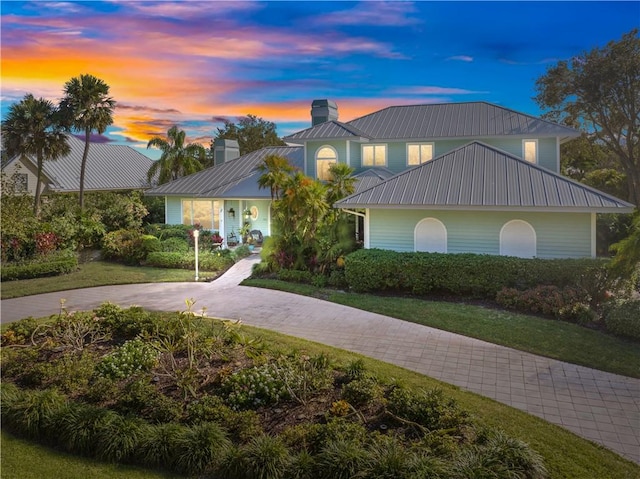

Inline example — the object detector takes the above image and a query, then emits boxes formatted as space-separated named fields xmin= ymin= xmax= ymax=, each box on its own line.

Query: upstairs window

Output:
xmin=407 ymin=143 xmax=434 ymax=166
xmin=14 ymin=173 xmax=28 ymax=192
xmin=362 ymin=144 xmax=387 ymax=167
xmin=523 ymin=140 xmax=538 ymax=164
xmin=316 ymin=146 xmax=337 ymax=181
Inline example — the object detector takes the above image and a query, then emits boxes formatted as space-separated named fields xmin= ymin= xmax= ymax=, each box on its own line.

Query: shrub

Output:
xmin=341 ymin=376 xmax=383 ymax=407
xmin=55 ymin=402 xmax=113 ymax=456
xmin=146 ymin=251 xmax=235 ymax=271
xmin=316 ymin=438 xmax=370 ymax=479
xmin=604 ymin=300 xmax=640 ymax=340
xmin=387 ymin=387 xmax=469 ymax=433
xmin=344 ymin=249 xmax=610 ymax=299
xmin=277 ymin=269 xmax=314 ymax=284
xmin=223 ymin=362 xmax=289 ymax=410
xmin=96 ymin=338 xmax=159 ymax=380
xmin=234 ymin=244 xmax=253 ymax=259
xmin=1 ymin=316 xmax=39 ymax=345
xmin=94 ymin=303 xmax=158 ymax=339
xmin=1 ymin=249 xmax=78 ymax=281
xmin=139 ymin=422 xmax=185 ymax=468
xmin=496 ymin=286 xmax=595 ymax=323
xmin=227 ymin=434 xmax=292 ymax=479
xmin=161 ymin=237 xmax=190 ymax=253
xmin=101 ymin=229 xmax=147 ymax=265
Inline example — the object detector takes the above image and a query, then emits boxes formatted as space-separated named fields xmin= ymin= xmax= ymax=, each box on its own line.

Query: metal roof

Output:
xmin=285 ymin=120 xmax=370 ymax=142
xmin=285 ymin=102 xmax=580 ymax=142
xmin=9 ymin=135 xmax=154 ymax=191
xmin=335 ymin=142 xmax=634 ymax=213
xmin=145 ymin=146 xmax=304 ymax=198
xmin=352 ymin=167 xmax=396 ymax=193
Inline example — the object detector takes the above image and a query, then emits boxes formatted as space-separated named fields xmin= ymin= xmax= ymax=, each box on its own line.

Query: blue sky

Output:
xmin=1 ymin=1 xmax=638 ymax=158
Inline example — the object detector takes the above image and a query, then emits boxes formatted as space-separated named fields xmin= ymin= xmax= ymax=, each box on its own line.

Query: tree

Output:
xmin=609 ymin=210 xmax=640 ymax=281
xmin=213 ymin=114 xmax=285 ymax=156
xmin=146 ymin=125 xmax=206 ymax=185
xmin=534 ymin=29 xmax=640 ymax=206
xmin=59 ymin=74 xmax=116 ymax=210
xmin=1 ymin=94 xmax=70 ymax=216
xmin=257 ymin=154 xmax=296 ymax=200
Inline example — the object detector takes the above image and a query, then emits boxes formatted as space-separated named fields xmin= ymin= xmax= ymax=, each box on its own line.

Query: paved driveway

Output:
xmin=1 ymin=256 xmax=639 ymax=464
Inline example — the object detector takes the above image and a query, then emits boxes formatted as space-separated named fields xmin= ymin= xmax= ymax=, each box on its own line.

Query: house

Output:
xmin=146 ymin=100 xmax=634 ymax=258
xmin=1 ymin=134 xmax=154 ymax=195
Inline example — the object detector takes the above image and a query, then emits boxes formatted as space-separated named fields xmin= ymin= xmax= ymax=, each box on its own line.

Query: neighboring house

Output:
xmin=1 ymin=134 xmax=154 ymax=195
xmin=146 ymin=100 xmax=634 ymax=258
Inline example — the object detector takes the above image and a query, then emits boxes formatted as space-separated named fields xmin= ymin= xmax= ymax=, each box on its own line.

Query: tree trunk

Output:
xmin=79 ymin=128 xmax=91 ymax=210
xmin=33 ymin=152 xmax=44 ymax=218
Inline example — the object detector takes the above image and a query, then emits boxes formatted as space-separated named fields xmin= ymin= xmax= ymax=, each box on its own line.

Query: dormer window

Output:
xmin=407 ymin=143 xmax=434 ymax=166
xmin=316 ymin=146 xmax=337 ymax=181
xmin=362 ymin=144 xmax=387 ymax=167
xmin=523 ymin=139 xmax=538 ymax=164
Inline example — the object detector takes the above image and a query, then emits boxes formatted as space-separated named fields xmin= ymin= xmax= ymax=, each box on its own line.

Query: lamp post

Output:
xmin=193 ymin=229 xmax=199 ymax=281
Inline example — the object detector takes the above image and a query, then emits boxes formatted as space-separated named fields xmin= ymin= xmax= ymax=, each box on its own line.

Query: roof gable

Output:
xmin=146 ymin=146 xmax=304 ymax=197
xmin=336 ymin=142 xmax=633 ymax=213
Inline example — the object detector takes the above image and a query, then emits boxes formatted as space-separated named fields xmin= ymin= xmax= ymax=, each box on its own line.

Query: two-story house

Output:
xmin=146 ymin=100 xmax=634 ymax=258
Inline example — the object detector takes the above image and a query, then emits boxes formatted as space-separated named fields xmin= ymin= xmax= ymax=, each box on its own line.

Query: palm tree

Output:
xmin=146 ymin=126 xmax=206 ymax=185
xmin=59 ymin=74 xmax=115 ymax=210
xmin=1 ymin=94 xmax=70 ymax=216
xmin=257 ymin=154 xmax=295 ymax=200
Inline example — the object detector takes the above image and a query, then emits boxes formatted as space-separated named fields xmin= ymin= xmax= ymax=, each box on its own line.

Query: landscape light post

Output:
xmin=193 ymin=229 xmax=199 ymax=281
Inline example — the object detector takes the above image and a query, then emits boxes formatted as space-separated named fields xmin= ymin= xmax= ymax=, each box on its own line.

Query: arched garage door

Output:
xmin=415 ymin=218 xmax=447 ymax=253
xmin=500 ymin=220 xmax=536 ymax=258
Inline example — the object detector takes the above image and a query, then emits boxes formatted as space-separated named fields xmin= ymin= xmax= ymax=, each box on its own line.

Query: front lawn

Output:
xmin=242 ymin=279 xmax=640 ymax=378
xmin=0 ymin=261 xmax=219 ymax=299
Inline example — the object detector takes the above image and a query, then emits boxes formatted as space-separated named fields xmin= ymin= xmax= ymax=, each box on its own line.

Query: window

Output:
xmin=407 ymin=143 xmax=434 ymax=166
xmin=182 ymin=200 xmax=220 ymax=230
xmin=500 ymin=220 xmax=536 ymax=258
xmin=14 ymin=174 xmax=28 ymax=192
xmin=362 ymin=144 xmax=387 ymax=167
xmin=316 ymin=146 xmax=337 ymax=181
xmin=523 ymin=140 xmax=537 ymax=164
xmin=414 ymin=218 xmax=447 ymax=253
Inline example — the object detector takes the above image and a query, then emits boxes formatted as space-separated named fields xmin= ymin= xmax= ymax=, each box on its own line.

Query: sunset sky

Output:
xmin=1 ymin=1 xmax=638 ymax=159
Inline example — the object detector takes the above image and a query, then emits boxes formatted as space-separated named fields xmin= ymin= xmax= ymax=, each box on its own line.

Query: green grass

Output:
xmin=243 ymin=279 xmax=640 ymax=378
xmin=1 ymin=431 xmax=181 ymax=479
xmin=0 ymin=261 xmax=218 ymax=299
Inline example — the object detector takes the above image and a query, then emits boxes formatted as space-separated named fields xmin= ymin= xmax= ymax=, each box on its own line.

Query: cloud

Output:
xmin=316 ymin=2 xmax=420 ymax=27
xmin=118 ymin=0 xmax=261 ymax=19
xmin=392 ymin=86 xmax=486 ymax=95
xmin=447 ymin=55 xmax=474 ymax=62
xmin=117 ymin=104 xmax=181 ymax=114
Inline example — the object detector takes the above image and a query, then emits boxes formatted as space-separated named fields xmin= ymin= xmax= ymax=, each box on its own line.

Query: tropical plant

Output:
xmin=1 ymin=94 xmax=70 ymax=216
xmin=59 ymin=74 xmax=116 ymax=210
xmin=146 ymin=125 xmax=206 ymax=185
xmin=257 ymin=154 xmax=296 ymax=200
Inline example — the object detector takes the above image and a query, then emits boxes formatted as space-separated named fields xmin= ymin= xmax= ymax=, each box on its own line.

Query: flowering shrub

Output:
xmin=96 ymin=338 xmax=159 ymax=380
xmin=496 ymin=285 xmax=595 ymax=323
xmin=223 ymin=362 xmax=289 ymax=410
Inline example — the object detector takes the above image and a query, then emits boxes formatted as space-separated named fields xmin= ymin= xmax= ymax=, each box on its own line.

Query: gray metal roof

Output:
xmin=286 ymin=120 xmax=370 ymax=142
xmin=145 ymin=146 xmax=304 ymax=198
xmin=285 ymin=102 xmax=580 ymax=142
xmin=352 ymin=167 xmax=396 ymax=193
xmin=335 ymin=142 xmax=634 ymax=213
xmin=11 ymin=135 xmax=154 ymax=191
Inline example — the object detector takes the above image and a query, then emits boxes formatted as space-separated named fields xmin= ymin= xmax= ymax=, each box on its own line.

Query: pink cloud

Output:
xmin=316 ymin=2 xmax=420 ymax=26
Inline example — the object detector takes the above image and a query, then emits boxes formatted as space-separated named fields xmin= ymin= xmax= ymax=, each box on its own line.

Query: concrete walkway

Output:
xmin=2 ymin=256 xmax=639 ymax=464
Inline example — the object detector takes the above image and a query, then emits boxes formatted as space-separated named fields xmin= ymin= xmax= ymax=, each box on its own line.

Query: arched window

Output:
xmin=316 ymin=146 xmax=337 ymax=181
xmin=500 ymin=220 xmax=536 ymax=258
xmin=414 ymin=218 xmax=447 ymax=253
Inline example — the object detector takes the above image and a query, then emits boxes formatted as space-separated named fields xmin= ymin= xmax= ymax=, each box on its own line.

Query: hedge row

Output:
xmin=344 ymin=249 xmax=610 ymax=299
xmin=1 ymin=250 xmax=78 ymax=281
xmin=146 ymin=251 xmax=235 ymax=271
xmin=604 ymin=300 xmax=640 ymax=340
